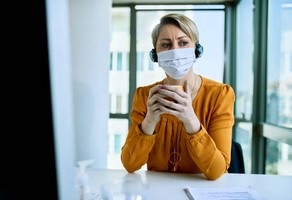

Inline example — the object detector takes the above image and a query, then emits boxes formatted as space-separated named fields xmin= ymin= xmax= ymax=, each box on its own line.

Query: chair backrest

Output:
xmin=228 ymin=141 xmax=245 ymax=173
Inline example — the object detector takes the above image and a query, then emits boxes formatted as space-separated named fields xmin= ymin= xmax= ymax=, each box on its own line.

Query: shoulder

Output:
xmin=200 ymin=76 xmax=235 ymax=99
xmin=201 ymin=77 xmax=234 ymax=91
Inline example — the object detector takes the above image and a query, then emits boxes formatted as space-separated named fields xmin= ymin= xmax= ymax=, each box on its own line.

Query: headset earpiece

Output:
xmin=149 ymin=49 xmax=158 ymax=62
xmin=195 ymin=43 xmax=203 ymax=58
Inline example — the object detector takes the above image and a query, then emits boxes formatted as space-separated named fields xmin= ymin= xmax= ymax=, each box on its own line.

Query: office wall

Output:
xmin=47 ymin=0 xmax=112 ymax=199
xmin=70 ymin=0 xmax=111 ymax=169
xmin=46 ymin=0 xmax=76 ymax=199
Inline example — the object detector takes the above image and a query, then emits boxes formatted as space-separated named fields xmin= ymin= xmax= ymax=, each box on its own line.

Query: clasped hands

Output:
xmin=142 ymin=81 xmax=201 ymax=135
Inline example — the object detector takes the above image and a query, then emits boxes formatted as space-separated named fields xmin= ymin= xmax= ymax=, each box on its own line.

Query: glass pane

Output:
xmin=136 ymin=9 xmax=225 ymax=87
xmin=110 ymin=7 xmax=130 ymax=114
xmin=107 ymin=119 xmax=129 ymax=169
xmin=265 ymin=139 xmax=292 ymax=175
xmin=235 ymin=0 xmax=253 ymax=120
xmin=234 ymin=122 xmax=253 ymax=174
xmin=266 ymin=1 xmax=292 ymax=128
xmin=136 ymin=11 xmax=165 ymax=87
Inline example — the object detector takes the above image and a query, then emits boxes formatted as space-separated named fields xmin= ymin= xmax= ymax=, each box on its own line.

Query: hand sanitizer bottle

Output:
xmin=77 ymin=159 xmax=94 ymax=200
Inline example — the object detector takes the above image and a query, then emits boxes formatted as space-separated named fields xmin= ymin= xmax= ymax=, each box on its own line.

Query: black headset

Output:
xmin=149 ymin=43 xmax=204 ymax=63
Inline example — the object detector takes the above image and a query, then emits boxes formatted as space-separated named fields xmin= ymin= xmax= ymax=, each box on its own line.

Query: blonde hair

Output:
xmin=151 ymin=13 xmax=199 ymax=48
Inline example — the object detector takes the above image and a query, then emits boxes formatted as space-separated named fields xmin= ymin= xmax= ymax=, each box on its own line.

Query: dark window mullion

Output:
xmin=128 ymin=4 xmax=137 ymax=126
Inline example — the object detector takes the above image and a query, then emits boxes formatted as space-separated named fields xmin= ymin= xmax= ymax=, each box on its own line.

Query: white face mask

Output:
xmin=157 ymin=47 xmax=196 ymax=80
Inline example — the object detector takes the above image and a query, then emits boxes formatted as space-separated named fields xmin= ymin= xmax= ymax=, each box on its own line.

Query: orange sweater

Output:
xmin=121 ymin=77 xmax=235 ymax=180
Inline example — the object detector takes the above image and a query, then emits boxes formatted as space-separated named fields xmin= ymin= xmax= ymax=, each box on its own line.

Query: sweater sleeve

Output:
xmin=121 ymin=87 xmax=156 ymax=173
xmin=185 ymin=84 xmax=235 ymax=180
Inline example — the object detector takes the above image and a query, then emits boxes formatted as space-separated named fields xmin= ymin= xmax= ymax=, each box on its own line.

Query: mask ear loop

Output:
xmin=195 ymin=43 xmax=203 ymax=58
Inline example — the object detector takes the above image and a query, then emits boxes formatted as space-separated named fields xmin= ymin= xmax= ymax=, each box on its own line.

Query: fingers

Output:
xmin=158 ymin=86 xmax=185 ymax=101
xmin=148 ymin=85 xmax=161 ymax=99
xmin=157 ymin=97 xmax=179 ymax=110
xmin=147 ymin=84 xmax=190 ymax=115
xmin=147 ymin=100 xmax=161 ymax=113
xmin=146 ymin=83 xmax=195 ymax=125
xmin=147 ymin=85 xmax=166 ymax=116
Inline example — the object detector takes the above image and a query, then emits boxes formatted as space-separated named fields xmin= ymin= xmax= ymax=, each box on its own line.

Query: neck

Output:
xmin=163 ymin=71 xmax=197 ymax=89
xmin=163 ymin=70 xmax=195 ymax=85
xmin=191 ymin=74 xmax=200 ymax=99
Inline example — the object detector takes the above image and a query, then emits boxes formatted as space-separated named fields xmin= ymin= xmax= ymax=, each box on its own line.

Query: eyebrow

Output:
xmin=159 ymin=36 xmax=189 ymax=41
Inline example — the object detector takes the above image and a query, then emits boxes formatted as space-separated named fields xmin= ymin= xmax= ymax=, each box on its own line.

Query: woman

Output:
xmin=121 ymin=13 xmax=235 ymax=180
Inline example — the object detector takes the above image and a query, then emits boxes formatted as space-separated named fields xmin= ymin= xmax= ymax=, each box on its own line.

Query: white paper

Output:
xmin=184 ymin=186 xmax=263 ymax=200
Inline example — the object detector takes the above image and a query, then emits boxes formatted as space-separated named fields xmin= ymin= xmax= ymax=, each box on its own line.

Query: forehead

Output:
xmin=158 ymin=24 xmax=187 ymax=39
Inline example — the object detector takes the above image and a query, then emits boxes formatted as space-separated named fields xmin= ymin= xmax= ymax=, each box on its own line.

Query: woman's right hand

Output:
xmin=141 ymin=85 xmax=164 ymax=135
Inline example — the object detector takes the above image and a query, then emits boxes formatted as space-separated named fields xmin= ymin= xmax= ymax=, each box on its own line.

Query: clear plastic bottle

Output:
xmin=77 ymin=159 xmax=94 ymax=200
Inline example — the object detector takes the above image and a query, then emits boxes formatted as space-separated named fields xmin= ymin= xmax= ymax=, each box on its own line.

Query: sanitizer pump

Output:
xmin=77 ymin=159 xmax=94 ymax=200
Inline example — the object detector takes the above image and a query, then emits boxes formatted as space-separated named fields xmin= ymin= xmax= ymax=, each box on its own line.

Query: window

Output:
xmin=107 ymin=119 xmax=128 ymax=169
xmin=114 ymin=134 xmax=122 ymax=153
xmin=266 ymin=139 xmax=292 ymax=175
xmin=234 ymin=0 xmax=254 ymax=174
xmin=267 ymin=1 xmax=292 ymax=128
xmin=116 ymin=95 xmax=122 ymax=113
xmin=264 ymin=0 xmax=292 ymax=175
xmin=110 ymin=7 xmax=130 ymax=115
xmin=235 ymin=0 xmax=253 ymax=121
xmin=117 ymin=53 xmax=123 ymax=71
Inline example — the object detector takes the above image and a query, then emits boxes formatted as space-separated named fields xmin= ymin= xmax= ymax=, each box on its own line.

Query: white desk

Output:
xmin=85 ymin=168 xmax=292 ymax=200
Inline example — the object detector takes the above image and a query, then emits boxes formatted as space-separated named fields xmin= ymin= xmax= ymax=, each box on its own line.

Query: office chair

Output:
xmin=228 ymin=141 xmax=245 ymax=173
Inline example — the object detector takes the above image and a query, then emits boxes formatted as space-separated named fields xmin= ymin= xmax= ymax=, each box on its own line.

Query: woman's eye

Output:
xmin=179 ymin=41 xmax=189 ymax=46
xmin=161 ymin=43 xmax=170 ymax=48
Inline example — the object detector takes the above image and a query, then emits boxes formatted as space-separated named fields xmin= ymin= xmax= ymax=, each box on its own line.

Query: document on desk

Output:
xmin=184 ymin=186 xmax=263 ymax=200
